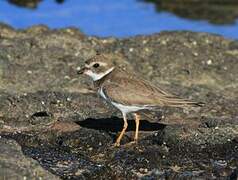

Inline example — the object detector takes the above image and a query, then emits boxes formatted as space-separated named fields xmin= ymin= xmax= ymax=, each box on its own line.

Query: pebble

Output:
xmin=75 ymin=52 xmax=80 ymax=57
xmin=161 ymin=40 xmax=167 ymax=45
xmin=75 ymin=169 xmax=85 ymax=176
xmin=192 ymin=41 xmax=197 ymax=46
xmin=193 ymin=52 xmax=198 ymax=56
xmin=145 ymin=47 xmax=149 ymax=52
xmin=205 ymin=39 xmax=210 ymax=44
xmin=207 ymin=59 xmax=212 ymax=65
xmin=64 ymin=75 xmax=70 ymax=79
xmin=27 ymin=70 xmax=32 ymax=74
xmin=212 ymin=160 xmax=227 ymax=168
xmin=139 ymin=168 xmax=148 ymax=173
xmin=66 ymin=29 xmax=74 ymax=34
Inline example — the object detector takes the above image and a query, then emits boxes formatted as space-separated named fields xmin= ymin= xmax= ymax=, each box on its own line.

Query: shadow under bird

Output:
xmin=78 ymin=53 xmax=204 ymax=147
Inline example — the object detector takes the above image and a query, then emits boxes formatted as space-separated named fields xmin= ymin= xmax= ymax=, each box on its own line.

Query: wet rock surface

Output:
xmin=0 ymin=23 xmax=237 ymax=179
xmin=0 ymin=137 xmax=58 ymax=179
xmin=145 ymin=0 xmax=238 ymax=25
xmin=7 ymin=0 xmax=65 ymax=9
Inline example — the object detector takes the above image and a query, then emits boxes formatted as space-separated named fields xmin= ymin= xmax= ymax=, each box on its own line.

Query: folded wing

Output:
xmin=102 ymin=77 xmax=204 ymax=107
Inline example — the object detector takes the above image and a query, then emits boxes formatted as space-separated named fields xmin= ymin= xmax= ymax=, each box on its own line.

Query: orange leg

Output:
xmin=134 ymin=113 xmax=140 ymax=142
xmin=115 ymin=113 xmax=128 ymax=147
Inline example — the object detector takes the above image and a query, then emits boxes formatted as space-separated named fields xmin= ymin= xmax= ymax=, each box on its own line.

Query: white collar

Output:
xmin=85 ymin=67 xmax=115 ymax=81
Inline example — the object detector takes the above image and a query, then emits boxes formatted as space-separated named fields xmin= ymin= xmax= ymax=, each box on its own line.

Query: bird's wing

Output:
xmin=101 ymin=77 xmax=169 ymax=106
xmin=102 ymin=77 xmax=203 ymax=107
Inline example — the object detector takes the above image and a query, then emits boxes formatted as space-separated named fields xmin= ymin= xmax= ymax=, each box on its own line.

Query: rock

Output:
xmin=0 ymin=137 xmax=58 ymax=179
xmin=0 ymin=91 xmax=114 ymax=131
xmin=0 ymin=24 xmax=237 ymax=179
xmin=7 ymin=0 xmax=65 ymax=9
xmin=144 ymin=0 xmax=238 ymax=24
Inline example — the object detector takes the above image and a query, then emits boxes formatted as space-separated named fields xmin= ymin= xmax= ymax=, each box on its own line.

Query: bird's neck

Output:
xmin=93 ymin=67 xmax=115 ymax=88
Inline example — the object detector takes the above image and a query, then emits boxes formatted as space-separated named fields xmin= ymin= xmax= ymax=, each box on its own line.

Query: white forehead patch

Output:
xmin=84 ymin=67 xmax=114 ymax=81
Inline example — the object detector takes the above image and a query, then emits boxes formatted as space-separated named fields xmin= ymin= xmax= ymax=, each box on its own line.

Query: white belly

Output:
xmin=99 ymin=87 xmax=148 ymax=114
xmin=111 ymin=101 xmax=146 ymax=114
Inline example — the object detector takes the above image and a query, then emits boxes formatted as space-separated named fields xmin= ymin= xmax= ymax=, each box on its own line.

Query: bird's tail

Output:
xmin=161 ymin=96 xmax=205 ymax=107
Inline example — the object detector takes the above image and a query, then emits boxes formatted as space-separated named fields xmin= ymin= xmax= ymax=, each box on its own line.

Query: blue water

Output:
xmin=0 ymin=0 xmax=238 ymax=39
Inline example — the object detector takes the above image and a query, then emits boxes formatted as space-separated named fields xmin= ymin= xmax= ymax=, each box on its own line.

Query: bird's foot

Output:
xmin=112 ymin=140 xmax=137 ymax=148
xmin=122 ymin=140 xmax=138 ymax=147
xmin=114 ymin=142 xmax=121 ymax=147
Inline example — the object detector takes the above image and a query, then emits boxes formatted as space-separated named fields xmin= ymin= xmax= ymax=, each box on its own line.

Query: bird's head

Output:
xmin=77 ymin=53 xmax=115 ymax=81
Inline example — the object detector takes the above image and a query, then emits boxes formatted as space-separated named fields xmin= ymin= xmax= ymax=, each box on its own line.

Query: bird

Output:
xmin=77 ymin=53 xmax=204 ymax=147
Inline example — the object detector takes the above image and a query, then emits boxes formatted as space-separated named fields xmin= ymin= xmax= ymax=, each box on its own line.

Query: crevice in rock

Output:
xmin=31 ymin=111 xmax=50 ymax=118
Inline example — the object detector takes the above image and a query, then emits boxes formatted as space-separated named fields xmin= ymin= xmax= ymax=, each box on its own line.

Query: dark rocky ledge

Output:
xmin=7 ymin=0 xmax=65 ymax=9
xmin=144 ymin=0 xmax=238 ymax=25
xmin=0 ymin=23 xmax=237 ymax=179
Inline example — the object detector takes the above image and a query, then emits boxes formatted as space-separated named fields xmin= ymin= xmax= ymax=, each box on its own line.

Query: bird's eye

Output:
xmin=93 ymin=63 xmax=100 ymax=68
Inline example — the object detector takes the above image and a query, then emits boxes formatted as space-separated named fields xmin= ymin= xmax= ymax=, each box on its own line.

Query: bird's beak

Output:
xmin=77 ymin=67 xmax=88 ymax=75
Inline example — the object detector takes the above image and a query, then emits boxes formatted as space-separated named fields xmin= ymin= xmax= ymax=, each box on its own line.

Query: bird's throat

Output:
xmin=88 ymin=67 xmax=114 ymax=81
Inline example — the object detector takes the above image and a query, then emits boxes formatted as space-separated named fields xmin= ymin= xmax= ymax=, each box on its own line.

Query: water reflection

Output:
xmin=1 ymin=0 xmax=238 ymax=39
xmin=144 ymin=0 xmax=238 ymax=25
xmin=7 ymin=0 xmax=65 ymax=9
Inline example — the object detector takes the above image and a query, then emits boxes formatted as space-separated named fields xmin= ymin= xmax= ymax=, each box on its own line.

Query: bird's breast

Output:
xmin=98 ymin=87 xmax=108 ymax=100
